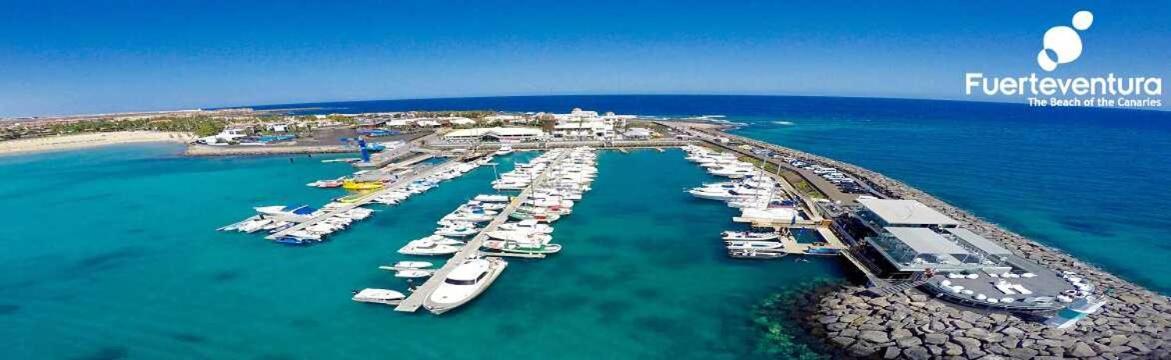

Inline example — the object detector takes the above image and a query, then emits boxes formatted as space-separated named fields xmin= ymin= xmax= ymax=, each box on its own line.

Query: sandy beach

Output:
xmin=0 ymin=131 xmax=195 ymax=156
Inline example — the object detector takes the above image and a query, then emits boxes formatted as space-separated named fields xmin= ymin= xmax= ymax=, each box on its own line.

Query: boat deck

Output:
xmin=395 ymin=151 xmax=569 ymax=313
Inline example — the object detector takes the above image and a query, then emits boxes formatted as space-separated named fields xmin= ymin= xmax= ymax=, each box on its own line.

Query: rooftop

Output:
xmin=884 ymin=226 xmax=969 ymax=255
xmin=858 ymin=198 xmax=959 ymax=226
xmin=444 ymin=127 xmax=545 ymax=137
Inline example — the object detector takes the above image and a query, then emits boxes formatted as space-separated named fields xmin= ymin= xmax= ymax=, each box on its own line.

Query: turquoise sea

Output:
xmin=0 ymin=144 xmax=842 ymax=359
xmin=251 ymin=95 xmax=1171 ymax=293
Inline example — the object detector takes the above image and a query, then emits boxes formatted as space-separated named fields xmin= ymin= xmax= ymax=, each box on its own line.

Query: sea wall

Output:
xmin=707 ymin=127 xmax=1171 ymax=359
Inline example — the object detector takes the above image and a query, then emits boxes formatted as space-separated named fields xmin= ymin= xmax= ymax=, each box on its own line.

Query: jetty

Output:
xmin=395 ymin=151 xmax=570 ymax=312
xmin=266 ymin=159 xmax=464 ymax=240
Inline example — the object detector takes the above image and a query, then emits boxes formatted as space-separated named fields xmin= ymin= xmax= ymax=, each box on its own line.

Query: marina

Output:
xmin=393 ymin=147 xmax=598 ymax=314
xmin=218 ymin=150 xmax=496 ymax=244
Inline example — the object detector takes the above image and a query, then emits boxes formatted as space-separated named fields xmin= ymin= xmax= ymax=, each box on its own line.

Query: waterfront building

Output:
xmin=835 ymin=198 xmax=1081 ymax=311
xmin=548 ymin=108 xmax=634 ymax=140
xmin=442 ymin=127 xmax=545 ymax=143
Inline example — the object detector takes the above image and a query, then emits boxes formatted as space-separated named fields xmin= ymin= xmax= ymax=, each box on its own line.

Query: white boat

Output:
xmin=475 ymin=194 xmax=511 ymax=203
xmin=395 ymin=269 xmax=434 ymax=278
xmin=494 ymin=145 xmax=514 ymax=156
xmin=486 ymin=230 xmax=552 ymax=244
xmin=725 ymin=240 xmax=784 ymax=250
xmin=482 ymin=240 xmax=562 ymax=254
xmin=393 ymin=261 xmax=433 ymax=269
xmin=498 ymin=220 xmax=554 ymax=234
xmin=435 ymin=224 xmax=479 ymax=237
xmin=721 ymin=231 xmax=780 ymax=241
xmin=237 ymin=217 xmax=273 ymax=233
xmin=352 ymin=288 xmax=406 ymax=305
xmin=398 ymin=238 xmax=462 ymax=255
xmin=728 ymin=250 xmax=787 ymax=259
xmin=423 ymin=257 xmax=508 ymax=314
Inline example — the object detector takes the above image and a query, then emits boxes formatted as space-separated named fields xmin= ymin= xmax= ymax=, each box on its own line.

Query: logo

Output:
xmin=1037 ymin=10 xmax=1093 ymax=71
xmin=963 ymin=10 xmax=1163 ymax=108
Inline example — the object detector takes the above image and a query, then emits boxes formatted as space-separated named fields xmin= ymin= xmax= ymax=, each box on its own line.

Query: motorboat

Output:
xmin=395 ymin=269 xmax=434 ymax=278
xmin=728 ymin=250 xmax=787 ymax=259
xmin=343 ymin=180 xmax=384 ymax=191
xmin=237 ymin=217 xmax=273 ymax=233
xmin=725 ymin=240 xmax=784 ymax=250
xmin=482 ymin=240 xmax=562 ymax=254
xmin=307 ymin=178 xmax=344 ymax=188
xmin=435 ymin=224 xmax=479 ymax=237
xmin=398 ymin=238 xmax=462 ymax=255
xmin=509 ymin=210 xmax=561 ymax=223
xmin=393 ymin=261 xmax=433 ymax=269
xmin=352 ymin=288 xmax=406 ymax=306
xmin=474 ymin=194 xmax=510 ymax=203
xmin=721 ymin=231 xmax=780 ymax=241
xmin=413 ymin=234 xmax=465 ymax=246
xmin=423 ymin=257 xmax=508 ymax=314
xmin=486 ymin=230 xmax=553 ymax=244
xmin=441 ymin=211 xmax=495 ymax=223
xmin=498 ymin=220 xmax=554 ymax=234
xmin=494 ymin=145 xmax=514 ymax=156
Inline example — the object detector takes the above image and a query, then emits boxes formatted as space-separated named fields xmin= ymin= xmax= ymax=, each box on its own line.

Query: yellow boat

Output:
xmin=343 ymin=180 xmax=384 ymax=191
xmin=338 ymin=192 xmax=371 ymax=203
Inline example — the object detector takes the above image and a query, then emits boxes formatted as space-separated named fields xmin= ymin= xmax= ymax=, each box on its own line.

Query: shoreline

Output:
xmin=696 ymin=125 xmax=1171 ymax=358
xmin=0 ymin=131 xmax=195 ymax=156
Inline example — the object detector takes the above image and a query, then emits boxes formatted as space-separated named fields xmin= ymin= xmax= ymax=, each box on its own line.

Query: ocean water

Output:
xmin=0 ymin=144 xmax=843 ymax=359
xmin=250 ymin=95 xmax=1171 ymax=293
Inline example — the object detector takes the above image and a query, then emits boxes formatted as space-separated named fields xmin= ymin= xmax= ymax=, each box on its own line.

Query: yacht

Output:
xmin=725 ymin=240 xmax=784 ymax=250
xmin=482 ymin=240 xmax=562 ymax=254
xmin=423 ymin=257 xmax=508 ymax=315
xmin=390 ymin=261 xmax=433 ymax=269
xmin=352 ymin=288 xmax=406 ymax=306
xmin=435 ymin=224 xmax=479 ymax=237
xmin=394 ymin=269 xmax=434 ymax=278
xmin=494 ymin=145 xmax=514 ymax=156
xmin=398 ymin=238 xmax=462 ymax=255
xmin=721 ymin=231 xmax=780 ymax=241
xmin=474 ymin=194 xmax=510 ymax=203
xmin=498 ymin=220 xmax=554 ymax=234
xmin=486 ymin=230 xmax=553 ymax=244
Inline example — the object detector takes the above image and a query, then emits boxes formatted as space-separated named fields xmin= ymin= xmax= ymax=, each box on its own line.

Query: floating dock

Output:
xmin=395 ymin=151 xmax=570 ymax=312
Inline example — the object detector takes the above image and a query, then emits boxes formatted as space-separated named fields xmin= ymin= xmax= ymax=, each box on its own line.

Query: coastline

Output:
xmin=700 ymin=126 xmax=1171 ymax=358
xmin=0 ymin=131 xmax=195 ymax=156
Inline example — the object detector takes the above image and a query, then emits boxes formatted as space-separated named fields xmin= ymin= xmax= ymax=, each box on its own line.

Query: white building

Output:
xmin=386 ymin=119 xmax=414 ymax=127
xmin=550 ymin=108 xmax=632 ymax=140
xmin=443 ymin=127 xmax=546 ymax=143
xmin=446 ymin=117 xmax=476 ymax=126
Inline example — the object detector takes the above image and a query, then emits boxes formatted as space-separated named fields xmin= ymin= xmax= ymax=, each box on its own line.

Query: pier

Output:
xmin=266 ymin=159 xmax=464 ymax=240
xmin=395 ymin=151 xmax=570 ymax=312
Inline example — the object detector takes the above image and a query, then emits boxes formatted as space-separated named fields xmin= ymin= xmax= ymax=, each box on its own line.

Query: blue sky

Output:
xmin=0 ymin=0 xmax=1167 ymax=117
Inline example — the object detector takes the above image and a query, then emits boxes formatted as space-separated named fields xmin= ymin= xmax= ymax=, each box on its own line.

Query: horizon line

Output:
xmin=5 ymin=93 xmax=1167 ymax=119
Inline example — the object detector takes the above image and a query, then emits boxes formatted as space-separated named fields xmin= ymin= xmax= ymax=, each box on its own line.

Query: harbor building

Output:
xmin=834 ymin=198 xmax=1081 ymax=311
xmin=549 ymin=108 xmax=634 ymax=140
xmin=442 ymin=127 xmax=546 ymax=143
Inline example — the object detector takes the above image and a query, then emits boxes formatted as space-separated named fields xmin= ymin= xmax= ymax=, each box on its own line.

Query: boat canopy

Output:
xmin=290 ymin=205 xmax=318 ymax=215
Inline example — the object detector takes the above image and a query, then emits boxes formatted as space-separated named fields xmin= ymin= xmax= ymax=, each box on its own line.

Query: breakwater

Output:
xmin=184 ymin=144 xmax=351 ymax=156
xmin=692 ymin=124 xmax=1171 ymax=359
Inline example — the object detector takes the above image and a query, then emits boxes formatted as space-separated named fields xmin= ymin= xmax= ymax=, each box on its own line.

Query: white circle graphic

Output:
xmin=1072 ymin=11 xmax=1093 ymax=31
